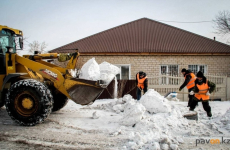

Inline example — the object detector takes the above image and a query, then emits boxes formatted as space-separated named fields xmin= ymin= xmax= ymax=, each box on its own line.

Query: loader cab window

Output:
xmin=0 ymin=30 xmax=8 ymax=54
xmin=0 ymin=29 xmax=18 ymax=54
xmin=1 ymin=30 xmax=7 ymax=35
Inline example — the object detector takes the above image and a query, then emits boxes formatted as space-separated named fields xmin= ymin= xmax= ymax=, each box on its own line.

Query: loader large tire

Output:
xmin=5 ymin=79 xmax=53 ymax=126
xmin=52 ymin=89 xmax=69 ymax=112
xmin=0 ymin=90 xmax=7 ymax=108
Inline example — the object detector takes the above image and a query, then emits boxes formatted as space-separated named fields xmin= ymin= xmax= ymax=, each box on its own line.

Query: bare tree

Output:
xmin=28 ymin=41 xmax=48 ymax=54
xmin=213 ymin=10 xmax=230 ymax=44
xmin=214 ymin=10 xmax=230 ymax=35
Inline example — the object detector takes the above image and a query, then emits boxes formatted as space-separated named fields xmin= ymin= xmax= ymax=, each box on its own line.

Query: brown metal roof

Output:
xmin=50 ymin=18 xmax=230 ymax=54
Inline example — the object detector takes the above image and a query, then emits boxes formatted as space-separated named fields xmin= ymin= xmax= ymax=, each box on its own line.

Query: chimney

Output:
xmin=214 ymin=37 xmax=216 ymax=41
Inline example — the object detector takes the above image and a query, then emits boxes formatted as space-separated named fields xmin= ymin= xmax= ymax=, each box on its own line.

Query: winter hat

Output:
xmin=181 ymin=68 xmax=187 ymax=72
xmin=196 ymin=71 xmax=204 ymax=78
xmin=139 ymin=71 xmax=144 ymax=76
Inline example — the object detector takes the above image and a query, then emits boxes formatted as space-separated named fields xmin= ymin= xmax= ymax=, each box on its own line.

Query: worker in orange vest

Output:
xmin=179 ymin=68 xmax=196 ymax=107
xmin=189 ymin=71 xmax=216 ymax=117
xmin=136 ymin=71 xmax=148 ymax=100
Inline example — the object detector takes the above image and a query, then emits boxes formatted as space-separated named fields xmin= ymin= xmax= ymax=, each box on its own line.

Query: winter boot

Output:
xmin=207 ymin=111 xmax=212 ymax=117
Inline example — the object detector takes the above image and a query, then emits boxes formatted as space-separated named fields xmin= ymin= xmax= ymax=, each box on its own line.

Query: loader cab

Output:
xmin=0 ymin=26 xmax=23 ymax=74
xmin=0 ymin=29 xmax=23 ymax=55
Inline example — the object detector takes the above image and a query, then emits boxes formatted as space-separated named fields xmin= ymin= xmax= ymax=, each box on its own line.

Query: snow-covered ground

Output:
xmin=1 ymin=58 xmax=228 ymax=149
xmin=0 ymin=90 xmax=230 ymax=150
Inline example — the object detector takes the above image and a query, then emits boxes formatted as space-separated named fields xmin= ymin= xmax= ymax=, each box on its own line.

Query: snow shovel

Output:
xmin=164 ymin=91 xmax=206 ymax=98
xmin=183 ymin=111 xmax=198 ymax=120
xmin=164 ymin=91 xmax=182 ymax=98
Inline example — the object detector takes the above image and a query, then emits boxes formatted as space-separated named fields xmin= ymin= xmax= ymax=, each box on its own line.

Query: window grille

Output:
xmin=160 ymin=65 xmax=179 ymax=84
xmin=188 ymin=65 xmax=207 ymax=74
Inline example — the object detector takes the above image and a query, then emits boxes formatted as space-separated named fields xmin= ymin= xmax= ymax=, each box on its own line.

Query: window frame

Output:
xmin=115 ymin=64 xmax=131 ymax=80
xmin=160 ymin=64 xmax=179 ymax=76
xmin=160 ymin=65 xmax=179 ymax=85
xmin=188 ymin=65 xmax=207 ymax=74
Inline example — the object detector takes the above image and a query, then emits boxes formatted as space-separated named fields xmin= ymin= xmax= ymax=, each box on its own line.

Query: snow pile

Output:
xmin=80 ymin=82 xmax=230 ymax=149
xmin=48 ymin=89 xmax=230 ymax=149
xmin=79 ymin=58 xmax=100 ymax=81
xmin=120 ymin=100 xmax=146 ymax=126
xmin=220 ymin=108 xmax=230 ymax=130
xmin=92 ymin=111 xmax=100 ymax=119
xmin=99 ymin=61 xmax=120 ymax=85
xmin=79 ymin=58 xmax=120 ymax=85
xmin=140 ymin=89 xmax=171 ymax=113
xmin=93 ymin=90 xmax=192 ymax=149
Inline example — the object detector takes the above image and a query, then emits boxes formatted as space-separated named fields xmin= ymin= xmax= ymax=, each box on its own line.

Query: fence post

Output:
xmin=227 ymin=77 xmax=230 ymax=101
xmin=182 ymin=88 xmax=188 ymax=102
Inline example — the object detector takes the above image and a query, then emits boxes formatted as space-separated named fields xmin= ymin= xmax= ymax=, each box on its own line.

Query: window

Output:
xmin=160 ymin=65 xmax=179 ymax=85
xmin=0 ymin=36 xmax=8 ymax=54
xmin=161 ymin=65 xmax=179 ymax=75
xmin=115 ymin=65 xmax=130 ymax=80
xmin=188 ymin=65 xmax=207 ymax=74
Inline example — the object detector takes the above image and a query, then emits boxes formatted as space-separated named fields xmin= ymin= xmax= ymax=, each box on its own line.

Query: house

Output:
xmin=50 ymin=18 xmax=230 ymax=100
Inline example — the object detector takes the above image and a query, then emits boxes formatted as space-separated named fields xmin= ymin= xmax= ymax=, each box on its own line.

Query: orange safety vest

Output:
xmin=137 ymin=73 xmax=147 ymax=89
xmin=195 ymin=80 xmax=210 ymax=101
xmin=185 ymin=73 xmax=196 ymax=89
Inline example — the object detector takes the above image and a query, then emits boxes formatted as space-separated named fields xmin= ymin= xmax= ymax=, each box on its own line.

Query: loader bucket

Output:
xmin=64 ymin=78 xmax=107 ymax=105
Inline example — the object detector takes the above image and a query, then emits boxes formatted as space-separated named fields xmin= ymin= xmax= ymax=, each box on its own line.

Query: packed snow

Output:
xmin=79 ymin=57 xmax=101 ymax=81
xmin=79 ymin=58 xmax=120 ymax=86
xmin=0 ymin=89 xmax=230 ymax=149
xmin=48 ymin=91 xmax=229 ymax=150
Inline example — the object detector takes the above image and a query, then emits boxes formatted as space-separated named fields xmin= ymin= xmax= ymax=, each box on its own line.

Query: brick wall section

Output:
xmin=75 ymin=55 xmax=230 ymax=78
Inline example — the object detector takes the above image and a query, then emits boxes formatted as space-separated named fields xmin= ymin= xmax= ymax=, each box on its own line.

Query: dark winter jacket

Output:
xmin=180 ymin=70 xmax=194 ymax=90
xmin=136 ymin=72 xmax=148 ymax=93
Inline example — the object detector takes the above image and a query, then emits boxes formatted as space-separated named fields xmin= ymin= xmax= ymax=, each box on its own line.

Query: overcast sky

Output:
xmin=1 ymin=0 xmax=229 ymax=52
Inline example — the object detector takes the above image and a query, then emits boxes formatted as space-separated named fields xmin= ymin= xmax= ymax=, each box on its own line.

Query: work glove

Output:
xmin=189 ymin=91 xmax=194 ymax=95
xmin=206 ymin=91 xmax=211 ymax=96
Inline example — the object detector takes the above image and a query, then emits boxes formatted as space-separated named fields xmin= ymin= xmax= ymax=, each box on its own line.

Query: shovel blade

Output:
xmin=65 ymin=78 xmax=106 ymax=105
xmin=164 ymin=92 xmax=177 ymax=98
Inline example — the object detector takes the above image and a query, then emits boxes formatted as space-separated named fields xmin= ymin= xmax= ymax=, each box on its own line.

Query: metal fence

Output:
xmin=148 ymin=74 xmax=228 ymax=101
xmin=98 ymin=74 xmax=228 ymax=101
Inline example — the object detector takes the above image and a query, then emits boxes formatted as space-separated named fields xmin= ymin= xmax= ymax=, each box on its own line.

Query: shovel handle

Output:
xmin=175 ymin=91 xmax=208 ymax=95
xmin=137 ymin=86 xmax=144 ymax=96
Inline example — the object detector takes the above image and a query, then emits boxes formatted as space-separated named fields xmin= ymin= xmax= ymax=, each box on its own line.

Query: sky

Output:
xmin=1 ymin=0 xmax=230 ymax=52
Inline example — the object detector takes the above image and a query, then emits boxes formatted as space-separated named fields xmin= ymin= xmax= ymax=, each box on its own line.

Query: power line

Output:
xmin=155 ymin=19 xmax=213 ymax=23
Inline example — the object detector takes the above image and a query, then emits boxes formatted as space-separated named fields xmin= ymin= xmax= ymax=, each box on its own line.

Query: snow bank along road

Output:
xmin=0 ymin=90 xmax=230 ymax=150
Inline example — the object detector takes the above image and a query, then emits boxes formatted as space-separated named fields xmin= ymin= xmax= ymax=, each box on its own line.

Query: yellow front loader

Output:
xmin=0 ymin=25 xmax=106 ymax=126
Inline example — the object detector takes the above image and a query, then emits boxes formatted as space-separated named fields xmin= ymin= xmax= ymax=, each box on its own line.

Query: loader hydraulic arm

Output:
xmin=31 ymin=51 xmax=79 ymax=68
xmin=15 ymin=54 xmax=70 ymax=98
xmin=23 ymin=51 xmax=80 ymax=75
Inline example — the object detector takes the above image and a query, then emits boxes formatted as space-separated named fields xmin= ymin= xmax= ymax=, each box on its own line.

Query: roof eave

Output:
xmin=79 ymin=52 xmax=230 ymax=56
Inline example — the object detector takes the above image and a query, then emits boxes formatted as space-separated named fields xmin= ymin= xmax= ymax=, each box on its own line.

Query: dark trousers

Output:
xmin=188 ymin=88 xmax=194 ymax=107
xmin=190 ymin=99 xmax=211 ymax=113
xmin=136 ymin=88 xmax=142 ymax=100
